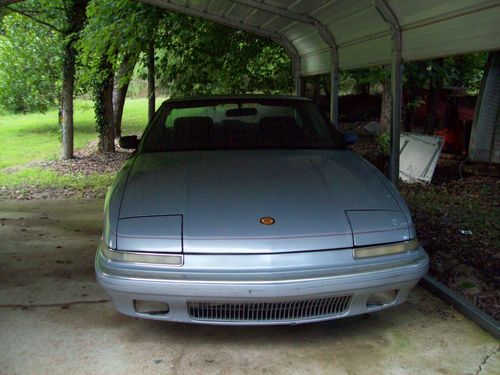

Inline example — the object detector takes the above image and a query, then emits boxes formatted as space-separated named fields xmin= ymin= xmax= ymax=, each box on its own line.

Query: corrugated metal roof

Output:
xmin=140 ymin=0 xmax=500 ymax=75
xmin=2 ymin=0 xmax=498 ymax=74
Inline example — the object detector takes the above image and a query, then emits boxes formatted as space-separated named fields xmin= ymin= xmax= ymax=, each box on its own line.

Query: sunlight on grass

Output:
xmin=0 ymin=167 xmax=115 ymax=191
xmin=0 ymin=98 xmax=161 ymax=191
xmin=0 ymin=98 xmax=152 ymax=169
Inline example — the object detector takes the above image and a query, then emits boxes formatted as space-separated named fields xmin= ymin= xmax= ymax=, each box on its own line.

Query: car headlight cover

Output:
xmin=101 ymin=244 xmax=183 ymax=265
xmin=353 ymin=238 xmax=419 ymax=259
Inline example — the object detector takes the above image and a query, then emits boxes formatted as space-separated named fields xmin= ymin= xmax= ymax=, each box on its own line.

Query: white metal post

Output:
xmin=330 ymin=54 xmax=339 ymax=127
xmin=389 ymin=50 xmax=402 ymax=184
xmin=374 ymin=0 xmax=402 ymax=185
xmin=294 ymin=57 xmax=302 ymax=96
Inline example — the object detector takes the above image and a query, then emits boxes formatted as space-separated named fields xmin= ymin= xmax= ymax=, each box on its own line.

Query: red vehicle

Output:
xmin=413 ymin=88 xmax=475 ymax=154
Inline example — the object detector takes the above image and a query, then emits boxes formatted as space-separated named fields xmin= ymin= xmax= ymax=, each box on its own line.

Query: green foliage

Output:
xmin=77 ymin=0 xmax=162 ymax=140
xmin=246 ymin=43 xmax=294 ymax=94
xmin=156 ymin=14 xmax=293 ymax=96
xmin=343 ymin=66 xmax=388 ymax=90
xmin=339 ymin=53 xmax=487 ymax=95
xmin=443 ymin=53 xmax=488 ymax=94
xmin=77 ymin=0 xmax=160 ymax=91
xmin=8 ymin=0 xmax=67 ymax=32
xmin=92 ymin=68 xmax=107 ymax=135
xmin=376 ymin=132 xmax=390 ymax=156
xmin=0 ymin=12 xmax=62 ymax=113
xmin=404 ymin=54 xmax=487 ymax=93
xmin=77 ymin=2 xmax=293 ymax=137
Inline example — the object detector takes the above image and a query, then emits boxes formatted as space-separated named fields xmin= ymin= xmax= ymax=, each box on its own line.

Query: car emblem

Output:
xmin=260 ymin=217 xmax=275 ymax=225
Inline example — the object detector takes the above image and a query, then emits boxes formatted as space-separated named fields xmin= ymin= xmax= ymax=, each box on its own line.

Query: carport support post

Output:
xmin=330 ymin=54 xmax=339 ymax=128
xmin=389 ymin=49 xmax=402 ymax=184
xmin=295 ymin=64 xmax=302 ymax=96
xmin=374 ymin=0 xmax=402 ymax=185
xmin=293 ymin=55 xmax=302 ymax=96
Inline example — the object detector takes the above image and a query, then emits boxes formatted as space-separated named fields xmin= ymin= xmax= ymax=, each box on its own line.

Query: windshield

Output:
xmin=139 ymin=98 xmax=345 ymax=153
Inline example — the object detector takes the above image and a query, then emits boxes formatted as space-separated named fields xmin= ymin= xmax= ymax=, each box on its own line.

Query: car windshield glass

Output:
xmin=139 ymin=98 xmax=345 ymax=152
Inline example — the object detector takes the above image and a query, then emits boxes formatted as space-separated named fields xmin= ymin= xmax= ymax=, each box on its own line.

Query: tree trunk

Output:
xmin=96 ymin=59 xmax=115 ymax=152
xmin=404 ymin=87 xmax=417 ymax=132
xmin=355 ymin=82 xmax=370 ymax=96
xmin=426 ymin=85 xmax=439 ymax=133
xmin=113 ymin=53 xmax=138 ymax=138
xmin=380 ymin=73 xmax=391 ymax=133
xmin=426 ymin=58 xmax=444 ymax=133
xmin=61 ymin=43 xmax=75 ymax=159
xmin=147 ymin=41 xmax=156 ymax=122
xmin=112 ymin=82 xmax=128 ymax=139
xmin=60 ymin=0 xmax=88 ymax=160
xmin=101 ymin=74 xmax=115 ymax=152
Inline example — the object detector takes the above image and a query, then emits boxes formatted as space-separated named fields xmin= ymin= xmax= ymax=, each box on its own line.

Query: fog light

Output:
xmin=134 ymin=300 xmax=169 ymax=315
xmin=367 ymin=290 xmax=398 ymax=308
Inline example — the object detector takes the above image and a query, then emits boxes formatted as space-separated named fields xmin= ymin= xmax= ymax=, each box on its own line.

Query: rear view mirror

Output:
xmin=342 ymin=131 xmax=358 ymax=146
xmin=119 ymin=135 xmax=139 ymax=149
xmin=226 ymin=108 xmax=258 ymax=117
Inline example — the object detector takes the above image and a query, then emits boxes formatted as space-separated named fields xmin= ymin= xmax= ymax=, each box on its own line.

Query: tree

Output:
xmin=112 ymin=51 xmax=138 ymax=138
xmin=147 ymin=41 xmax=155 ymax=122
xmin=93 ymin=55 xmax=115 ymax=151
xmin=0 ymin=12 xmax=61 ymax=113
xmin=156 ymin=14 xmax=293 ymax=96
xmin=403 ymin=54 xmax=487 ymax=133
xmin=423 ymin=58 xmax=445 ymax=132
xmin=4 ymin=0 xmax=89 ymax=159
xmin=60 ymin=0 xmax=89 ymax=159
xmin=344 ymin=67 xmax=390 ymax=131
xmin=379 ymin=68 xmax=391 ymax=133
xmin=340 ymin=54 xmax=487 ymax=134
xmin=79 ymin=0 xmax=162 ymax=151
xmin=78 ymin=4 xmax=294 ymax=152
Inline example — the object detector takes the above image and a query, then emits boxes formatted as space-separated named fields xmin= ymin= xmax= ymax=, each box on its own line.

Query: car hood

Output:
xmin=118 ymin=150 xmax=410 ymax=253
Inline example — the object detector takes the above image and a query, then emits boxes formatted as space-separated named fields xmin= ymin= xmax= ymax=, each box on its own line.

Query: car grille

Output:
xmin=187 ymin=295 xmax=352 ymax=322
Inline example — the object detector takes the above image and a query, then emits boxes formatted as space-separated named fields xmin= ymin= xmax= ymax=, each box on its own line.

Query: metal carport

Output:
xmin=137 ymin=0 xmax=500 ymax=183
xmin=1 ymin=0 xmax=500 ymax=180
xmin=0 ymin=0 xmax=500 ymax=374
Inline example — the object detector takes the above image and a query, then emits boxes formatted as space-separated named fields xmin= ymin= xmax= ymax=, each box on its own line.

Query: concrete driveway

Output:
xmin=0 ymin=199 xmax=498 ymax=375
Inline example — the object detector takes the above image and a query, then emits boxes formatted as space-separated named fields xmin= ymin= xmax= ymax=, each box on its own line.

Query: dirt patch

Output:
xmin=0 ymin=186 xmax=107 ymax=200
xmin=401 ymin=174 xmax=499 ymax=320
xmin=348 ymin=123 xmax=499 ymax=320
xmin=0 ymin=142 xmax=132 ymax=200
xmin=35 ymin=141 xmax=133 ymax=176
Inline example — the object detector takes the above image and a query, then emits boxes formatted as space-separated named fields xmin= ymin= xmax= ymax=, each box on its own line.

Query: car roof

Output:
xmin=163 ymin=95 xmax=313 ymax=104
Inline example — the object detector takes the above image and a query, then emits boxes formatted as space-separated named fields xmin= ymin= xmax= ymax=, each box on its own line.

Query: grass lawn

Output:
xmin=0 ymin=98 xmax=153 ymax=191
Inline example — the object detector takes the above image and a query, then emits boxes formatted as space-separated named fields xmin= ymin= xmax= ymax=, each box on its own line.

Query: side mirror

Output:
xmin=119 ymin=135 xmax=139 ymax=149
xmin=342 ymin=131 xmax=358 ymax=146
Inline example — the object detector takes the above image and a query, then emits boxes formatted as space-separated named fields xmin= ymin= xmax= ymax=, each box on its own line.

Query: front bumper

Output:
xmin=95 ymin=242 xmax=428 ymax=325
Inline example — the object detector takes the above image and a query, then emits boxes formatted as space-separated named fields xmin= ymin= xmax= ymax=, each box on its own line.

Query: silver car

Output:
xmin=96 ymin=96 xmax=428 ymax=325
